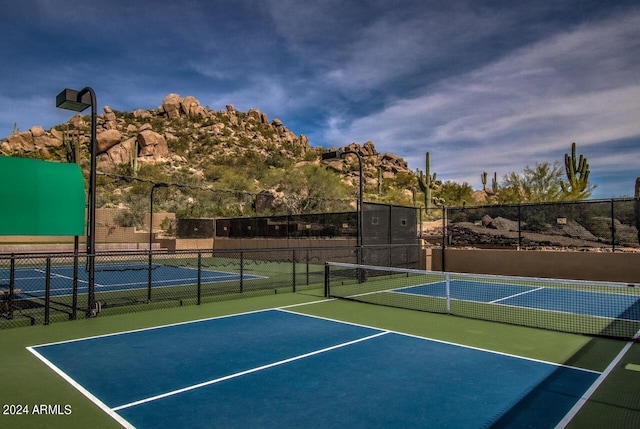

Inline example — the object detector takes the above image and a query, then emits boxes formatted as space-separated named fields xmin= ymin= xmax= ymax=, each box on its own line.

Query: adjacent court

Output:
xmin=396 ymin=279 xmax=640 ymax=322
xmin=1 ymin=263 xmax=263 ymax=298
xmin=29 ymin=308 xmax=601 ymax=428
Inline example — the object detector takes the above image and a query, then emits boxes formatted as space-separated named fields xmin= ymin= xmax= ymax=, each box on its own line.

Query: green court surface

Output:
xmin=1 ymin=289 xmax=639 ymax=428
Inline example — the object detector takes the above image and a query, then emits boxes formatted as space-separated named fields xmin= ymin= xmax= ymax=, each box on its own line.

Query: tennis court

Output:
xmin=325 ymin=262 xmax=640 ymax=339
xmin=28 ymin=308 xmax=601 ymax=428
xmin=1 ymin=263 xmax=264 ymax=298
xmin=395 ymin=278 xmax=640 ymax=322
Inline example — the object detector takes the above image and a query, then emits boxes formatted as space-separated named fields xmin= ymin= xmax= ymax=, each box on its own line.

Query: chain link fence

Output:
xmin=0 ymin=244 xmax=421 ymax=329
xmin=430 ymin=198 xmax=639 ymax=251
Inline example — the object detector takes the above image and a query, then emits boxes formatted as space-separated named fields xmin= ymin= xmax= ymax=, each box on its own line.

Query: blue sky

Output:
xmin=1 ymin=0 xmax=639 ymax=198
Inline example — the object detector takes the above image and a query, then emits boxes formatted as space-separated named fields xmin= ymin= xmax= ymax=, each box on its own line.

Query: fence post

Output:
xmin=7 ymin=255 xmax=15 ymax=320
xmin=239 ymin=251 xmax=244 ymax=293
xmin=442 ymin=208 xmax=447 ymax=272
xmin=147 ymin=248 xmax=153 ymax=303
xmin=292 ymin=249 xmax=297 ymax=293
xmin=305 ymin=248 xmax=310 ymax=286
xmin=324 ymin=263 xmax=330 ymax=297
xmin=517 ymin=204 xmax=522 ymax=250
xmin=197 ymin=252 xmax=202 ymax=305
xmin=45 ymin=257 xmax=51 ymax=325
xmin=72 ymin=242 xmax=78 ymax=320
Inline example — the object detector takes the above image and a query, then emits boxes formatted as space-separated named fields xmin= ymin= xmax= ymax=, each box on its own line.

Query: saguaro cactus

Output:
xmin=481 ymin=171 xmax=499 ymax=195
xmin=63 ymin=130 xmax=80 ymax=164
xmin=130 ymin=140 xmax=140 ymax=177
xmin=560 ymin=142 xmax=591 ymax=199
xmin=491 ymin=172 xmax=499 ymax=194
xmin=417 ymin=152 xmax=437 ymax=210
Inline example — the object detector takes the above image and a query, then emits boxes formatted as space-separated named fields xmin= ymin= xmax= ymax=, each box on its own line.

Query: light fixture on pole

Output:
xmin=322 ymin=150 xmax=364 ymax=270
xmin=56 ymin=87 xmax=98 ymax=316
xmin=148 ymin=182 xmax=169 ymax=301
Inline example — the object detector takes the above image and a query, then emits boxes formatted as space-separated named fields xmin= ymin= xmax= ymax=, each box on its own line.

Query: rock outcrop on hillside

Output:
xmin=0 ymin=94 xmax=413 ymax=187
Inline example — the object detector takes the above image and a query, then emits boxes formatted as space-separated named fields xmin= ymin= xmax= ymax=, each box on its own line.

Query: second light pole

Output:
xmin=56 ymin=87 xmax=98 ymax=316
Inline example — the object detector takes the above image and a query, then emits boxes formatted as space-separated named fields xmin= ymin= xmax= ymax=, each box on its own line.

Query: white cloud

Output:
xmin=321 ymin=7 xmax=640 ymax=197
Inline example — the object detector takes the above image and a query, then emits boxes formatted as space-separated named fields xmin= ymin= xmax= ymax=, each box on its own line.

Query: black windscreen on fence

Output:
xmin=445 ymin=198 xmax=639 ymax=250
xmin=215 ymin=212 xmax=357 ymax=239
xmin=362 ymin=202 xmax=419 ymax=245
xmin=177 ymin=218 xmax=215 ymax=239
xmin=214 ymin=202 xmax=420 ymax=242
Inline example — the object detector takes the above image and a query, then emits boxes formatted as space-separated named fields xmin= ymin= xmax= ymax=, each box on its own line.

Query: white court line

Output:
xmin=34 ymin=268 xmax=81 ymax=282
xmin=27 ymin=346 xmax=136 ymax=429
xmin=30 ymin=308 xmax=278 ymax=348
xmin=112 ymin=331 xmax=389 ymax=411
xmin=277 ymin=308 xmax=602 ymax=375
xmin=555 ymin=333 xmax=638 ymax=428
xmin=490 ymin=286 xmax=545 ymax=303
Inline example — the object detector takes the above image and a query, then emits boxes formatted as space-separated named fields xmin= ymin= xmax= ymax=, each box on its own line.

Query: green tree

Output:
xmin=262 ymin=165 xmax=349 ymax=214
xmin=434 ymin=181 xmax=474 ymax=206
xmin=498 ymin=162 xmax=563 ymax=203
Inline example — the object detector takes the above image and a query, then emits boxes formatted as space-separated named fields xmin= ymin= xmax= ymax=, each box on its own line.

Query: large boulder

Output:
xmin=181 ymin=96 xmax=204 ymax=118
xmin=137 ymin=129 xmax=169 ymax=159
xmin=5 ymin=127 xmax=62 ymax=153
xmin=162 ymin=93 xmax=182 ymax=118
xmin=248 ymin=108 xmax=267 ymax=123
xmin=106 ymin=137 xmax=137 ymax=164
xmin=6 ymin=131 xmax=35 ymax=152
xmin=97 ymin=129 xmax=122 ymax=154
xmin=488 ymin=217 xmax=519 ymax=231
xmin=103 ymin=106 xmax=116 ymax=122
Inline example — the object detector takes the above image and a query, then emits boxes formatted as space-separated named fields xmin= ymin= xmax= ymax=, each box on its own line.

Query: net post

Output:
xmin=445 ymin=272 xmax=451 ymax=314
xmin=45 ymin=257 xmax=51 ymax=325
xmin=324 ymin=263 xmax=330 ymax=298
xmin=197 ymin=251 xmax=202 ymax=305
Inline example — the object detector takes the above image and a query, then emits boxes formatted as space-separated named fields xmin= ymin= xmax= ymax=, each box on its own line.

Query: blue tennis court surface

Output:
xmin=29 ymin=309 xmax=600 ymax=428
xmin=396 ymin=279 xmax=640 ymax=321
xmin=1 ymin=264 xmax=262 ymax=298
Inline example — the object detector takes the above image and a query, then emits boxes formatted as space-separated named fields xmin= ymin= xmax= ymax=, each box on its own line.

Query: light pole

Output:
xmin=148 ymin=182 xmax=169 ymax=301
xmin=56 ymin=87 xmax=98 ymax=316
xmin=322 ymin=150 xmax=364 ymax=267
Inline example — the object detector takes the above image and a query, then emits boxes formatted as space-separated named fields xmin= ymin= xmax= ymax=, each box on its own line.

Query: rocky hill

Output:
xmin=1 ymin=93 xmax=416 ymax=214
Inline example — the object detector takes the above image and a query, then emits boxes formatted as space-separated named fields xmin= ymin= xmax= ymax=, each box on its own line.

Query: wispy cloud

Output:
xmin=322 ymin=6 xmax=640 ymax=195
xmin=1 ymin=1 xmax=638 ymax=198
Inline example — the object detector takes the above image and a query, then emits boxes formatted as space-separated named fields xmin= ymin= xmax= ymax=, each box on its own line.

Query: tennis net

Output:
xmin=324 ymin=262 xmax=640 ymax=340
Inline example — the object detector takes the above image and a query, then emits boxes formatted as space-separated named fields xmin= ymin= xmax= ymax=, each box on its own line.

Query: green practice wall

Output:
xmin=0 ymin=156 xmax=85 ymax=236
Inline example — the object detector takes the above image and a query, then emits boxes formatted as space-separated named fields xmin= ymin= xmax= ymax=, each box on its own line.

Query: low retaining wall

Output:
xmin=213 ymin=238 xmax=356 ymax=250
xmin=428 ymin=248 xmax=640 ymax=284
